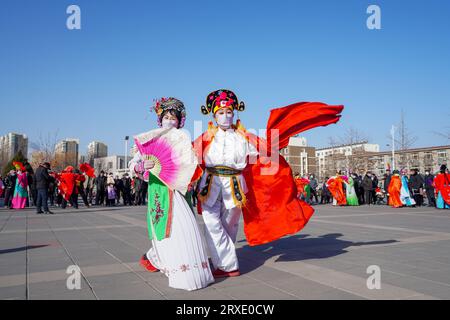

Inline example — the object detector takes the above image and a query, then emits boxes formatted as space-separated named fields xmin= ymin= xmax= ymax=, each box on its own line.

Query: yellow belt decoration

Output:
xmin=198 ymin=166 xmax=247 ymax=208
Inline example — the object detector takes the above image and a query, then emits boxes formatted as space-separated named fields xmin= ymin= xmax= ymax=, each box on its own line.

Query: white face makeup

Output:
xmin=215 ymin=108 xmax=234 ymax=129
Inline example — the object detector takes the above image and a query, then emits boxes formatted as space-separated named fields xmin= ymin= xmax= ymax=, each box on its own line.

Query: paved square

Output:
xmin=1 ymin=204 xmax=449 ymax=300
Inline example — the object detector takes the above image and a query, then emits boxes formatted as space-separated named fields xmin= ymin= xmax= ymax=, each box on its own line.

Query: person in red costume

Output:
xmin=194 ymin=89 xmax=343 ymax=278
xmin=434 ymin=165 xmax=450 ymax=209
xmin=327 ymin=172 xmax=347 ymax=206
xmin=388 ymin=170 xmax=403 ymax=208
xmin=57 ymin=166 xmax=83 ymax=209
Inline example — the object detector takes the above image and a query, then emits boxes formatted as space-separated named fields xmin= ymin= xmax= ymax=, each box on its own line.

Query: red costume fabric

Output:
xmin=194 ymin=102 xmax=343 ymax=246
xmin=295 ymin=177 xmax=310 ymax=198
xmin=59 ymin=172 xmax=76 ymax=201
xmin=327 ymin=176 xmax=347 ymax=206
xmin=58 ymin=166 xmax=81 ymax=201
xmin=434 ymin=173 xmax=450 ymax=205
xmin=388 ymin=175 xmax=403 ymax=208
xmin=80 ymin=163 xmax=96 ymax=178
xmin=266 ymin=102 xmax=344 ymax=151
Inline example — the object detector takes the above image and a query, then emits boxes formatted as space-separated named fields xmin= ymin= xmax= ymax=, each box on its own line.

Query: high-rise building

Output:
xmin=0 ymin=132 xmax=28 ymax=171
xmin=54 ymin=138 xmax=79 ymax=170
xmin=87 ymin=141 xmax=108 ymax=166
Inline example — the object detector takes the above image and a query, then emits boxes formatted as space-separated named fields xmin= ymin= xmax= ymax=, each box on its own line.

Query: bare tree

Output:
xmin=324 ymin=127 xmax=376 ymax=176
xmin=432 ymin=115 xmax=450 ymax=142
xmin=29 ymin=130 xmax=60 ymax=170
xmin=394 ymin=109 xmax=417 ymax=151
xmin=339 ymin=127 xmax=370 ymax=146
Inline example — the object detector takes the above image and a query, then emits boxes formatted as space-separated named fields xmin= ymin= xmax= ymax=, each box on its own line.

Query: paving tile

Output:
xmin=0 ymin=285 xmax=26 ymax=300
xmin=2 ymin=205 xmax=450 ymax=299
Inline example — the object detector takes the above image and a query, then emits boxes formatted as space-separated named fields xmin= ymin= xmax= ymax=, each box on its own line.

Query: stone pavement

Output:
xmin=1 ymin=204 xmax=450 ymax=300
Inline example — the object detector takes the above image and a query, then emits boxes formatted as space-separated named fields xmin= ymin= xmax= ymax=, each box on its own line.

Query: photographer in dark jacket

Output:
xmin=34 ymin=162 xmax=53 ymax=214
xmin=409 ymin=169 xmax=424 ymax=207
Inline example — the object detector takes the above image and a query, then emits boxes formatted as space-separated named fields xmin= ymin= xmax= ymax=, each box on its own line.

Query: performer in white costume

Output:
xmin=193 ymin=90 xmax=342 ymax=279
xmin=129 ymin=98 xmax=214 ymax=291
xmin=196 ymin=90 xmax=258 ymax=278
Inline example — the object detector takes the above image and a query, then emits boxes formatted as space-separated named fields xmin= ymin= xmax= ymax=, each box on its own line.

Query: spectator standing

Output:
xmin=106 ymin=173 xmax=116 ymax=206
xmin=362 ymin=172 xmax=374 ymax=205
xmin=95 ymin=171 xmax=107 ymax=206
xmin=121 ymin=173 xmax=132 ymax=206
xmin=309 ymin=174 xmax=319 ymax=204
xmin=424 ymin=170 xmax=436 ymax=207
xmin=34 ymin=162 xmax=53 ymax=214
xmin=409 ymin=169 xmax=424 ymax=207
xmin=384 ymin=169 xmax=392 ymax=204
xmin=320 ymin=178 xmax=331 ymax=204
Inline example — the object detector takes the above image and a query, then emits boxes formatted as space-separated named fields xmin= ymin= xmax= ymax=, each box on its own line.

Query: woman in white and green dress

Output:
xmin=345 ymin=174 xmax=359 ymax=206
xmin=129 ymin=98 xmax=214 ymax=291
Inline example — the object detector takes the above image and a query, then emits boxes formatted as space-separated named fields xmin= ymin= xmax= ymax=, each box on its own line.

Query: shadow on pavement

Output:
xmin=0 ymin=244 xmax=50 ymax=255
xmin=237 ymin=233 xmax=398 ymax=274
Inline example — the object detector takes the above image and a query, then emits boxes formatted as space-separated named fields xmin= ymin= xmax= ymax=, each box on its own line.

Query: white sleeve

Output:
xmin=247 ymin=140 xmax=259 ymax=158
xmin=128 ymin=152 xmax=144 ymax=177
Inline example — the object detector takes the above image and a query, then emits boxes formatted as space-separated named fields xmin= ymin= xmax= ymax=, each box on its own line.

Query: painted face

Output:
xmin=214 ymin=108 xmax=234 ymax=129
xmin=161 ymin=113 xmax=179 ymax=129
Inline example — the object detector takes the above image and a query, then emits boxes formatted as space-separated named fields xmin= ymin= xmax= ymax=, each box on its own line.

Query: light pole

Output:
xmin=125 ymin=136 xmax=129 ymax=170
xmin=390 ymin=125 xmax=396 ymax=171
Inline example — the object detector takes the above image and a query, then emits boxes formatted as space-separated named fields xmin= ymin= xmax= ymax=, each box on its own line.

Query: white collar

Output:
xmin=216 ymin=127 xmax=235 ymax=137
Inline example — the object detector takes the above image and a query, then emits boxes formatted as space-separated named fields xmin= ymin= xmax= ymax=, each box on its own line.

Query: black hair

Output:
xmin=161 ymin=109 xmax=182 ymax=128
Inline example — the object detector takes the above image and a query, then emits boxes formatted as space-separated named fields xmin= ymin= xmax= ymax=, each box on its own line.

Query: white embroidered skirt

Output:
xmin=146 ymin=191 xmax=214 ymax=291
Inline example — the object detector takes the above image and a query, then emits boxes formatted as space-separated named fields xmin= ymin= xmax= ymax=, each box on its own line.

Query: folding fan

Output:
xmin=134 ymin=128 xmax=198 ymax=194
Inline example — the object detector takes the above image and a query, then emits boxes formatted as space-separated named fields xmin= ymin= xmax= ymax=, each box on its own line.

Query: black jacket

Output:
xmin=95 ymin=176 xmax=107 ymax=190
xmin=384 ymin=174 xmax=392 ymax=192
xmin=362 ymin=175 xmax=373 ymax=191
xmin=122 ymin=177 xmax=131 ymax=191
xmin=34 ymin=166 xmax=50 ymax=190
xmin=4 ymin=174 xmax=17 ymax=189
xmin=409 ymin=174 xmax=424 ymax=190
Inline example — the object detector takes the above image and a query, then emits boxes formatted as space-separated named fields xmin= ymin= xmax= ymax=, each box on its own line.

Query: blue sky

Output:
xmin=1 ymin=0 xmax=449 ymax=156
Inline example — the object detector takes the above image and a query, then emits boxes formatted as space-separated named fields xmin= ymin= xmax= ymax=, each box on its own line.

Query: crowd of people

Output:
xmin=294 ymin=165 xmax=450 ymax=209
xmin=1 ymin=161 xmax=449 ymax=213
xmin=0 ymin=161 xmax=154 ymax=213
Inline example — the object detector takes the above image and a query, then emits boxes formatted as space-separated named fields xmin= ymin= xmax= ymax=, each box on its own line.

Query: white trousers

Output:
xmin=202 ymin=192 xmax=242 ymax=272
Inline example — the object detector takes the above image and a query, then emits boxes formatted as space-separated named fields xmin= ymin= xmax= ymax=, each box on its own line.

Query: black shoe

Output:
xmin=45 ymin=211 xmax=54 ymax=215
xmin=37 ymin=211 xmax=44 ymax=214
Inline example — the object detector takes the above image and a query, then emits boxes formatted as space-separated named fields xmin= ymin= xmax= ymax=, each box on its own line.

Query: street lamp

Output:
xmin=125 ymin=136 xmax=129 ymax=170
xmin=390 ymin=125 xmax=396 ymax=171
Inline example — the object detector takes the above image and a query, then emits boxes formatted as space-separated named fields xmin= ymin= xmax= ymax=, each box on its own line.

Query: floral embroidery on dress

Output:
xmin=201 ymin=262 xmax=209 ymax=269
xmin=150 ymin=192 xmax=165 ymax=225
xmin=180 ymin=264 xmax=190 ymax=272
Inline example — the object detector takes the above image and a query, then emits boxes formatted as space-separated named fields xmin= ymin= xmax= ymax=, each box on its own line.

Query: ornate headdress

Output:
xmin=152 ymin=97 xmax=186 ymax=128
xmin=201 ymin=89 xmax=245 ymax=115
xmin=12 ymin=161 xmax=25 ymax=172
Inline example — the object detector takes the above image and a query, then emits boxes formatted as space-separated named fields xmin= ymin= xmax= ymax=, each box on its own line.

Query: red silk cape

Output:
xmin=194 ymin=101 xmax=343 ymax=246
